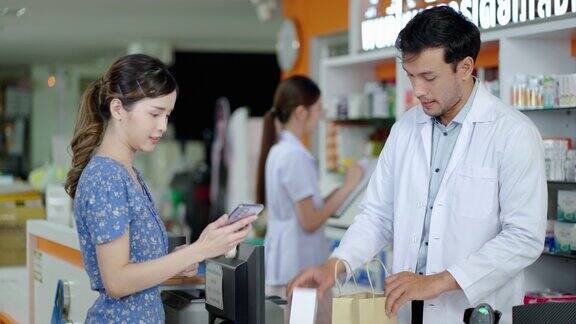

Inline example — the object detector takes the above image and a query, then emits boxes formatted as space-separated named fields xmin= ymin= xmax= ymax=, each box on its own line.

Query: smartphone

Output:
xmin=228 ymin=203 xmax=264 ymax=224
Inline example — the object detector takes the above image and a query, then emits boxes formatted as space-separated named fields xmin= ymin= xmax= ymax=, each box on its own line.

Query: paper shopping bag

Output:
xmin=331 ymin=259 xmax=369 ymax=324
xmin=357 ymin=258 xmax=396 ymax=324
xmin=358 ymin=294 xmax=395 ymax=324
xmin=332 ymin=292 xmax=373 ymax=324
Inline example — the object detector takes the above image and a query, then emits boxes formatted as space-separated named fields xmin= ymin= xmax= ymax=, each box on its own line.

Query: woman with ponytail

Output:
xmin=255 ymin=76 xmax=363 ymax=305
xmin=66 ymin=54 xmax=256 ymax=323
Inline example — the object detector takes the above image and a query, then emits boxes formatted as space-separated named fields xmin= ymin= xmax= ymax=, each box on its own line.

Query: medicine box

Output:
xmin=557 ymin=190 xmax=576 ymax=223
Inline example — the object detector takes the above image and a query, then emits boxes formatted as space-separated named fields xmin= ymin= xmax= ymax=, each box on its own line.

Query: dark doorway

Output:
xmin=169 ymin=51 xmax=281 ymax=141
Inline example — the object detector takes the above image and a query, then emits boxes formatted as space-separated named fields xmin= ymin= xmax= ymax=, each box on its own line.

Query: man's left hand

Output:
xmin=384 ymin=271 xmax=460 ymax=316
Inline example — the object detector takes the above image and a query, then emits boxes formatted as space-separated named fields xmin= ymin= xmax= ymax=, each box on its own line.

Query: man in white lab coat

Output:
xmin=288 ymin=6 xmax=547 ymax=324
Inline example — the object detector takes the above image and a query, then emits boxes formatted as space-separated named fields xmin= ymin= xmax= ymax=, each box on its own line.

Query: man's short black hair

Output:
xmin=395 ymin=6 xmax=481 ymax=69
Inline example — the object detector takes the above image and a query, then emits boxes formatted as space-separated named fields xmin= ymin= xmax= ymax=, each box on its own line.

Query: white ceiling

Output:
xmin=0 ymin=0 xmax=282 ymax=65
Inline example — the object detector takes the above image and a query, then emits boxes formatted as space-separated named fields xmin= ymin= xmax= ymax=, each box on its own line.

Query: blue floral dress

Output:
xmin=73 ymin=155 xmax=168 ymax=323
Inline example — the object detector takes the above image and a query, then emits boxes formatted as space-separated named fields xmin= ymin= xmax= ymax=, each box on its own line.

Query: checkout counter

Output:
xmin=26 ymin=219 xmax=575 ymax=324
xmin=26 ymin=220 xmax=285 ymax=323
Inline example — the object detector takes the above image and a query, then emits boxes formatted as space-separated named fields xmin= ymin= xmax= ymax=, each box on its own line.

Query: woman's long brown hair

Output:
xmin=65 ymin=54 xmax=178 ymax=198
xmin=255 ymin=75 xmax=321 ymax=205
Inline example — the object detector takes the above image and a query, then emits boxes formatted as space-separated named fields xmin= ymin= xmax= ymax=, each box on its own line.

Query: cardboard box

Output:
xmin=0 ymin=190 xmax=45 ymax=266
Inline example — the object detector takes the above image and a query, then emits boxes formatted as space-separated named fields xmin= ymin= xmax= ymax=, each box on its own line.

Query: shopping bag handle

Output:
xmin=365 ymin=258 xmax=390 ymax=297
xmin=334 ymin=258 xmax=358 ymax=296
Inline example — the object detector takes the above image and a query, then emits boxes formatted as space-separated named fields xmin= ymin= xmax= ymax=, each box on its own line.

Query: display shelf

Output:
xmin=495 ymin=16 xmax=576 ymax=40
xmin=542 ymin=251 xmax=576 ymax=260
xmin=519 ymin=107 xmax=576 ymax=113
xmin=548 ymin=181 xmax=576 ymax=186
xmin=499 ymin=26 xmax=576 ymax=107
xmin=322 ymin=47 xmax=396 ymax=68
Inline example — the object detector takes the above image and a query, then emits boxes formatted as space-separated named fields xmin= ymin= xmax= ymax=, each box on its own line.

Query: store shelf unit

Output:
xmin=519 ymin=107 xmax=576 ymax=113
xmin=548 ymin=181 xmax=576 ymax=186
xmin=318 ymin=47 xmax=401 ymax=215
xmin=542 ymin=251 xmax=576 ymax=260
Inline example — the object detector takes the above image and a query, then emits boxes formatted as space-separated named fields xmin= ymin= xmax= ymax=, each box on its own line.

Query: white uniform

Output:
xmin=264 ymin=130 xmax=329 ymax=286
xmin=332 ymin=84 xmax=547 ymax=324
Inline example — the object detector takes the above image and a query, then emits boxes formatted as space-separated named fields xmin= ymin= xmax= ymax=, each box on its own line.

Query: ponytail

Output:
xmin=255 ymin=110 xmax=278 ymax=204
xmin=64 ymin=81 xmax=105 ymax=198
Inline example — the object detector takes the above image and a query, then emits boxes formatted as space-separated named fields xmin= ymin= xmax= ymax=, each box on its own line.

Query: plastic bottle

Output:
xmin=513 ymin=75 xmax=527 ymax=108
xmin=542 ymin=75 xmax=555 ymax=109
xmin=527 ymin=76 xmax=541 ymax=109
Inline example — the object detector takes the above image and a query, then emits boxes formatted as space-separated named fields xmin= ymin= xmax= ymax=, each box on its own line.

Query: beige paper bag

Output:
xmin=332 ymin=258 xmax=397 ymax=324
xmin=331 ymin=259 xmax=369 ymax=324
xmin=357 ymin=258 xmax=396 ymax=324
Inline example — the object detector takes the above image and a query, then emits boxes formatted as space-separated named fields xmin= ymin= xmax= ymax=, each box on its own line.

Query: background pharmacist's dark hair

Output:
xmin=395 ymin=6 xmax=481 ymax=70
xmin=255 ymin=75 xmax=321 ymax=204
xmin=65 ymin=54 xmax=178 ymax=198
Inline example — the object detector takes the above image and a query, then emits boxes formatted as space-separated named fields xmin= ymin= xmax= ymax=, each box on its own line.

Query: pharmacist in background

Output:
xmin=256 ymin=76 xmax=364 ymax=324
xmin=288 ymin=6 xmax=547 ymax=324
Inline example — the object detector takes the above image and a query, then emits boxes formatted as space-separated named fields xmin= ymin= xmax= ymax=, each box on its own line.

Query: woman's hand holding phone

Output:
xmin=193 ymin=214 xmax=258 ymax=260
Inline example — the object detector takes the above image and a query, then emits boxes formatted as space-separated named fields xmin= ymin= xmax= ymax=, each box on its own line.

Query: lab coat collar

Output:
xmin=279 ymin=130 xmax=316 ymax=162
xmin=416 ymin=82 xmax=496 ymax=124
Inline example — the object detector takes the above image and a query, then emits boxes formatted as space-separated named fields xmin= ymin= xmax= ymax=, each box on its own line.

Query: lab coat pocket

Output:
xmin=452 ymin=167 xmax=498 ymax=219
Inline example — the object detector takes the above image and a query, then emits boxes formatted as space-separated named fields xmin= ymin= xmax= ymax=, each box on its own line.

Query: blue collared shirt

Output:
xmin=415 ymin=80 xmax=479 ymax=275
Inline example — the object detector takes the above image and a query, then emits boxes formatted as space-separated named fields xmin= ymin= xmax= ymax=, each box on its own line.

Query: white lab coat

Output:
xmin=332 ymin=84 xmax=547 ymax=324
xmin=264 ymin=131 xmax=329 ymax=286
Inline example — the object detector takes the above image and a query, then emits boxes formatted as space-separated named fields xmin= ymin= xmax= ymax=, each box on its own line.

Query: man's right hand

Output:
xmin=287 ymin=258 xmax=343 ymax=301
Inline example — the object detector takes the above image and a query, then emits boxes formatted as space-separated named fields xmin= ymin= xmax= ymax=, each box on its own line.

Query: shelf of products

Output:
xmin=511 ymin=74 xmax=576 ymax=110
xmin=548 ymin=181 xmax=576 ymax=186
xmin=542 ymin=251 xmax=576 ymax=260
xmin=325 ymin=81 xmax=397 ymax=121
xmin=324 ymin=122 xmax=388 ymax=172
xmin=321 ymin=77 xmax=396 ymax=173
xmin=543 ymin=139 xmax=576 ymax=183
xmin=519 ymin=107 xmax=576 ymax=113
